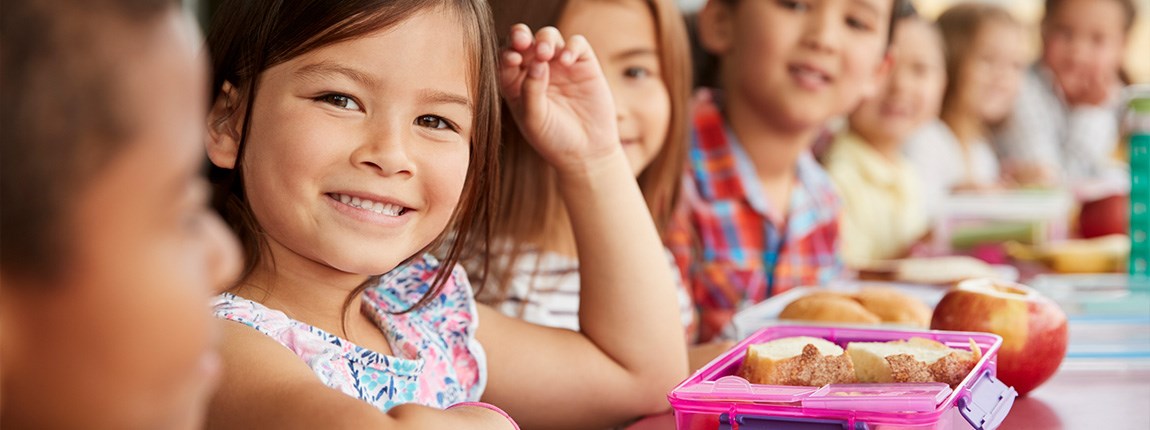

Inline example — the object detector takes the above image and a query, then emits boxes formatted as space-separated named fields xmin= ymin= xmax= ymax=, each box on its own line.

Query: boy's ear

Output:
xmin=698 ymin=0 xmax=735 ymax=56
xmin=206 ymin=81 xmax=243 ymax=170
xmin=861 ymin=52 xmax=895 ymax=100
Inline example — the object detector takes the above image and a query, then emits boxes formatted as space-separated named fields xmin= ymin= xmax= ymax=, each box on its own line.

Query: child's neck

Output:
xmin=856 ymin=129 xmax=903 ymax=163
xmin=725 ymin=100 xmax=818 ymax=223
xmin=943 ymin=110 xmax=986 ymax=147
xmin=235 ymin=240 xmax=372 ymax=335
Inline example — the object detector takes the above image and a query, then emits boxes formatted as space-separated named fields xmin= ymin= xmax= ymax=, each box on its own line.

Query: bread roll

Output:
xmin=737 ymin=336 xmax=857 ymax=386
xmin=778 ymin=288 xmax=929 ymax=327
xmin=778 ymin=293 xmax=882 ymax=325
xmin=847 ymin=338 xmax=982 ymax=387
xmin=853 ymin=287 xmax=932 ymax=327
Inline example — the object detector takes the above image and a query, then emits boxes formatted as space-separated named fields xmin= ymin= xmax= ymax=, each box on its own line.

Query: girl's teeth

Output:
xmin=333 ymin=193 xmax=404 ymax=216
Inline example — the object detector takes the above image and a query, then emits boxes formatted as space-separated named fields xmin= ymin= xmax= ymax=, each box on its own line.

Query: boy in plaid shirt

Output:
xmin=673 ymin=0 xmax=909 ymax=341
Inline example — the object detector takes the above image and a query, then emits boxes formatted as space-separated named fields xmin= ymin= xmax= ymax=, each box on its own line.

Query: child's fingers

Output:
xmin=532 ymin=26 xmax=564 ymax=63
xmin=557 ymin=34 xmax=592 ymax=67
xmin=521 ymin=60 xmax=550 ymax=115
xmin=499 ymin=50 xmax=526 ymax=100
xmin=509 ymin=23 xmax=534 ymax=53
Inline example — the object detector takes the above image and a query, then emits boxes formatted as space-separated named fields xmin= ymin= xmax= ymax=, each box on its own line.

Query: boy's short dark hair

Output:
xmin=0 ymin=0 xmax=178 ymax=279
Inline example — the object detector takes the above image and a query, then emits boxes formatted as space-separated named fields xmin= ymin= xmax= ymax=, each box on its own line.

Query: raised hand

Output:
xmin=498 ymin=24 xmax=621 ymax=174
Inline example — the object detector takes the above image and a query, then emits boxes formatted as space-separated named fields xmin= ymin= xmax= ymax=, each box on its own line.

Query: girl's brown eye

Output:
xmin=316 ymin=93 xmax=361 ymax=111
xmin=415 ymin=115 xmax=454 ymax=131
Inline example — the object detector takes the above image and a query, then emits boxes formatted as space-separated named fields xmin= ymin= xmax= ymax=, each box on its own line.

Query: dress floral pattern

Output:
xmin=213 ymin=254 xmax=487 ymax=411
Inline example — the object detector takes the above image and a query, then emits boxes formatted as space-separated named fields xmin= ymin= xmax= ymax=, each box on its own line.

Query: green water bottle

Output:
xmin=1127 ymin=85 xmax=1150 ymax=290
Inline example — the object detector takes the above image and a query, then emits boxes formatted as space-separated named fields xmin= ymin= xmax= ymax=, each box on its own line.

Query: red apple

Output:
xmin=930 ymin=279 xmax=1068 ymax=396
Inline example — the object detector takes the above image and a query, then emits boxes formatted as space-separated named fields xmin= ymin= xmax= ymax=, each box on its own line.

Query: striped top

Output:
xmin=667 ymin=92 xmax=843 ymax=342
xmin=485 ymin=249 xmax=696 ymax=334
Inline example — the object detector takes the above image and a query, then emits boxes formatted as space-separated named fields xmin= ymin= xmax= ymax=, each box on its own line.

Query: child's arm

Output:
xmin=208 ymin=322 xmax=516 ymax=430
xmin=477 ymin=25 xmax=688 ymax=429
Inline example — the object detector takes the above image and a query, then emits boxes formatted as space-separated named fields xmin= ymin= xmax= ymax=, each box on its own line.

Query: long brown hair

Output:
xmin=937 ymin=3 xmax=1021 ymax=129
xmin=205 ymin=0 xmax=500 ymax=313
xmin=479 ymin=0 xmax=691 ymax=300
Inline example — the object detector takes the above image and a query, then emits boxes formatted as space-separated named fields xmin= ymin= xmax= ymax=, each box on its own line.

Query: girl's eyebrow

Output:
xmin=611 ymin=48 xmax=658 ymax=62
xmin=418 ymin=88 xmax=473 ymax=112
xmin=294 ymin=61 xmax=379 ymax=89
xmin=851 ymin=0 xmax=884 ymax=18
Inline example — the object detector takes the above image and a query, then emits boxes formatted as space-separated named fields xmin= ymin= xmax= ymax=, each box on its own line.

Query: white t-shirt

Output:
xmin=904 ymin=120 xmax=1000 ymax=216
xmin=488 ymin=249 xmax=695 ymax=332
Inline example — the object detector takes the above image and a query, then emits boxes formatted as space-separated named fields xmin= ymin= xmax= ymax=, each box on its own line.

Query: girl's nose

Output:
xmin=352 ymin=123 xmax=416 ymax=178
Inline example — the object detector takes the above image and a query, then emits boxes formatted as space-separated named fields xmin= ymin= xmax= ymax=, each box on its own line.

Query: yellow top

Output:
xmin=824 ymin=132 xmax=929 ymax=267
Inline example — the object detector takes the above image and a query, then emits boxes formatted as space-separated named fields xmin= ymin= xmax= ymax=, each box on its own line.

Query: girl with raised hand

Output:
xmin=203 ymin=0 xmax=687 ymax=428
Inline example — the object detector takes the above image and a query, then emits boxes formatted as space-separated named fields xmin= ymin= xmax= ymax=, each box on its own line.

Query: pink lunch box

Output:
xmin=668 ymin=325 xmax=1017 ymax=430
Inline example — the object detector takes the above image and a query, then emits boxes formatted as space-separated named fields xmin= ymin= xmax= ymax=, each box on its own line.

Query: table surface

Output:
xmin=999 ymin=360 xmax=1150 ymax=430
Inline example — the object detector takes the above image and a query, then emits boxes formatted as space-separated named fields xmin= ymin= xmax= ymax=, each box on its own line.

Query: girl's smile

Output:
xmin=326 ymin=191 xmax=415 ymax=225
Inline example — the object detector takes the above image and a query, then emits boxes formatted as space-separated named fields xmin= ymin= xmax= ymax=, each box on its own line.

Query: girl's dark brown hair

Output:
xmin=206 ymin=0 xmax=500 ymax=313
xmin=478 ymin=0 xmax=691 ymax=302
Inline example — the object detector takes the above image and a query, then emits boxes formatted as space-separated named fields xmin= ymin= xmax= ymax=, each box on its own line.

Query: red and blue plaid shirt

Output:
xmin=669 ymin=94 xmax=843 ymax=342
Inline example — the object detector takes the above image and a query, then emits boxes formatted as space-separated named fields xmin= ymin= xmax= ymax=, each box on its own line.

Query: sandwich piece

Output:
xmin=847 ymin=338 xmax=982 ymax=387
xmin=737 ymin=336 xmax=857 ymax=386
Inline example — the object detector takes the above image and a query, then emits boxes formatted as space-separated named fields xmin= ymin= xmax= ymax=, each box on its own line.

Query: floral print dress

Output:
xmin=213 ymin=254 xmax=487 ymax=411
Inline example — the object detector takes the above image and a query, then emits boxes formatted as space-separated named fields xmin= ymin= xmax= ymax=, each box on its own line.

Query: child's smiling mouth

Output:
xmin=788 ymin=63 xmax=833 ymax=90
xmin=328 ymin=192 xmax=409 ymax=216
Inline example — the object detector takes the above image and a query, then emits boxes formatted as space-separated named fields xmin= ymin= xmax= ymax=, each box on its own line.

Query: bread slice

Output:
xmin=847 ymin=338 xmax=982 ymax=387
xmin=737 ymin=336 xmax=857 ymax=386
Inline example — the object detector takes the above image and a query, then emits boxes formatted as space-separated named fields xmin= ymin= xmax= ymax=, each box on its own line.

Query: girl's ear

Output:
xmin=206 ymin=81 xmax=243 ymax=170
xmin=698 ymin=0 xmax=735 ymax=56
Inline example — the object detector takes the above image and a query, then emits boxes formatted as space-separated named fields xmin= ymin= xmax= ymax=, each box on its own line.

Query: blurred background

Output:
xmin=678 ymin=0 xmax=1149 ymax=82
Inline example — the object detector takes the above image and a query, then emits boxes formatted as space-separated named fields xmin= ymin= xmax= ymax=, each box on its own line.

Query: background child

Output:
xmin=670 ymin=0 xmax=898 ymax=342
xmin=910 ymin=3 xmax=1027 ymax=192
xmin=824 ymin=6 xmax=945 ymax=267
xmin=484 ymin=0 xmax=728 ymax=370
xmin=996 ymin=0 xmax=1135 ymax=197
xmin=203 ymin=0 xmax=686 ymax=428
xmin=0 ymin=0 xmax=241 ymax=428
